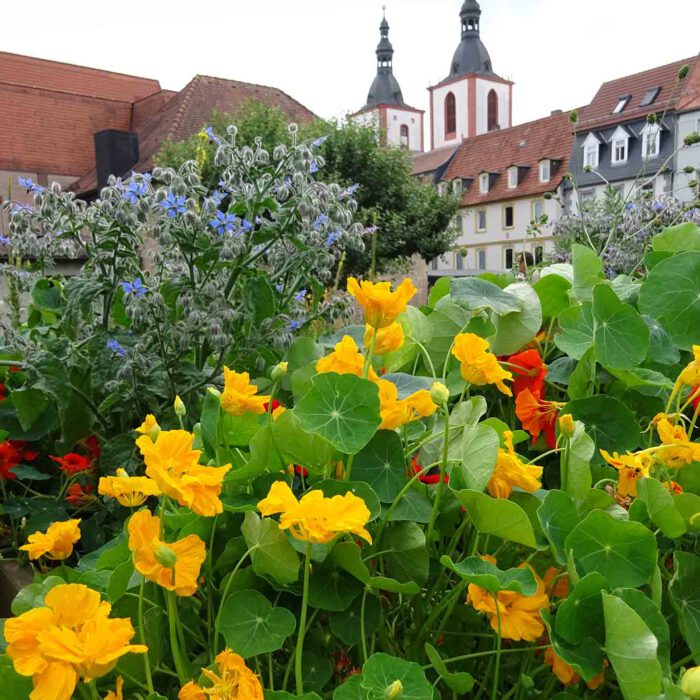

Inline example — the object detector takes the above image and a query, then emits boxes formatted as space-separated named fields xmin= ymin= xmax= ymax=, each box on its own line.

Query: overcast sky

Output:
xmin=3 ymin=0 xmax=698 ymax=132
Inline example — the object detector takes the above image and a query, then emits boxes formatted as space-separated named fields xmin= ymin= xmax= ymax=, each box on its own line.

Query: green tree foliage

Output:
xmin=155 ymin=101 xmax=459 ymax=276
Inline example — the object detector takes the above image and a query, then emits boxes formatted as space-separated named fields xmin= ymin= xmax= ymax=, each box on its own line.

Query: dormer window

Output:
xmin=452 ymin=179 xmax=463 ymax=195
xmin=612 ymin=95 xmax=630 ymax=114
xmin=582 ymin=133 xmax=601 ymax=168
xmin=539 ymin=159 xmax=551 ymax=183
xmin=642 ymin=123 xmax=661 ymax=158
xmin=507 ymin=167 xmax=518 ymax=189
xmin=479 ymin=173 xmax=489 ymax=194
xmin=610 ymin=125 xmax=630 ymax=164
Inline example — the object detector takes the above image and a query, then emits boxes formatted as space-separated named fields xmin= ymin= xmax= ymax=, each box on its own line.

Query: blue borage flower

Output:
xmin=311 ymin=135 xmax=329 ymax=148
xmin=294 ymin=289 xmax=307 ymax=303
xmin=313 ymin=214 xmax=329 ymax=230
xmin=121 ymin=278 xmax=147 ymax=298
xmin=0 ymin=234 xmax=11 ymax=246
xmin=325 ymin=230 xmax=341 ymax=247
xmin=160 ymin=192 xmax=187 ymax=218
xmin=106 ymin=339 xmax=127 ymax=357
xmin=122 ymin=180 xmax=149 ymax=204
xmin=205 ymin=126 xmax=222 ymax=145
xmin=18 ymin=176 xmax=42 ymax=193
xmin=345 ymin=183 xmax=360 ymax=196
xmin=210 ymin=190 xmax=225 ymax=206
xmin=289 ymin=318 xmax=305 ymax=331
xmin=241 ymin=218 xmax=253 ymax=233
xmin=310 ymin=160 xmax=319 ymax=174
xmin=209 ymin=211 xmax=237 ymax=235
xmin=275 ymin=283 xmax=284 ymax=292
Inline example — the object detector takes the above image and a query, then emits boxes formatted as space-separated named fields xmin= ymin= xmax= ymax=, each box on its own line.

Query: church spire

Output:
xmin=364 ymin=7 xmax=405 ymax=108
xmin=449 ymin=0 xmax=496 ymax=79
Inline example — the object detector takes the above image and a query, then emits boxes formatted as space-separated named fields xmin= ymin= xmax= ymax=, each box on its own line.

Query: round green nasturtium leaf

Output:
xmin=0 ymin=656 xmax=32 ymax=697
xmin=669 ymin=552 xmax=700 ymax=658
xmin=361 ymin=653 xmax=433 ymax=700
xmin=534 ymin=273 xmax=573 ymax=319
xmin=302 ymin=651 xmax=334 ymax=693
xmin=490 ymin=283 xmax=543 ymax=355
xmin=241 ymin=512 xmax=300 ymax=585
xmin=555 ymin=572 xmax=608 ymax=644
xmin=270 ymin=410 xmax=339 ymax=474
xmin=329 ymin=593 xmax=381 ymax=645
xmin=537 ymin=490 xmax=580 ymax=564
xmin=450 ymin=277 xmax=522 ymax=315
xmin=295 ymin=372 xmax=381 ymax=454
xmin=555 ymin=304 xmax=594 ymax=360
xmin=439 ymin=555 xmax=537 ymax=594
xmin=333 ymin=673 xmax=364 ymax=700
xmin=651 ymin=222 xmax=700 ymax=253
xmin=308 ymin=557 xmax=363 ymax=611
xmin=638 ymin=250 xmax=700 ymax=350
xmin=352 ymin=430 xmax=409 ymax=503
xmin=565 ymin=510 xmax=657 ymax=589
xmin=218 ymin=589 xmax=296 ymax=658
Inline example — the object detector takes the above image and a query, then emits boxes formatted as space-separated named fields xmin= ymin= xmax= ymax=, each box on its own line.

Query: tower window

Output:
xmin=487 ymin=90 xmax=499 ymax=131
xmin=445 ymin=92 xmax=457 ymax=137
xmin=400 ymin=124 xmax=409 ymax=147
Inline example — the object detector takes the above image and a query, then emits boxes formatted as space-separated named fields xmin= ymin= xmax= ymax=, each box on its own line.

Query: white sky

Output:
xmin=2 ymin=0 xmax=699 ymax=133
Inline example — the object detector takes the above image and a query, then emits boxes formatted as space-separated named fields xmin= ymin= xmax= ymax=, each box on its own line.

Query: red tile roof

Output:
xmin=678 ymin=56 xmax=700 ymax=112
xmin=442 ymin=111 xmax=574 ymax=206
xmin=412 ymin=144 xmax=459 ymax=175
xmin=578 ymin=56 xmax=699 ymax=131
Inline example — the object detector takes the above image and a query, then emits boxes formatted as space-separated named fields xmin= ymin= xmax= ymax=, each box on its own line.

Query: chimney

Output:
xmin=94 ymin=130 xmax=139 ymax=190
xmin=550 ymin=109 xmax=563 ymax=116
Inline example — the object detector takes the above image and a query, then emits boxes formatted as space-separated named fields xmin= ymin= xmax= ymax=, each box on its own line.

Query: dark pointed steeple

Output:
xmin=449 ymin=0 xmax=496 ymax=78
xmin=365 ymin=7 xmax=405 ymax=108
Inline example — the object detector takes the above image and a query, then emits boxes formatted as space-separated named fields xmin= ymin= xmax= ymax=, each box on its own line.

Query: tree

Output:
xmin=155 ymin=101 xmax=459 ymax=276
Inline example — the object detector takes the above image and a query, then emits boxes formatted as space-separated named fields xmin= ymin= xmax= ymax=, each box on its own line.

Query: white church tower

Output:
xmin=429 ymin=0 xmax=513 ymax=150
xmin=351 ymin=8 xmax=424 ymax=152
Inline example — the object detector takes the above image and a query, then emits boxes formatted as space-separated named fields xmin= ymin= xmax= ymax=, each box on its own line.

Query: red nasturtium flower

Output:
xmin=506 ymin=349 xmax=547 ymax=398
xmin=50 ymin=453 xmax=93 ymax=476
xmin=0 ymin=441 xmax=21 ymax=480
xmin=83 ymin=435 xmax=101 ymax=462
xmin=515 ymin=389 xmax=562 ymax=449
xmin=262 ymin=399 xmax=281 ymax=412
xmin=410 ymin=453 xmax=449 ymax=485
xmin=0 ymin=382 xmax=6 ymax=401
xmin=65 ymin=483 xmax=94 ymax=505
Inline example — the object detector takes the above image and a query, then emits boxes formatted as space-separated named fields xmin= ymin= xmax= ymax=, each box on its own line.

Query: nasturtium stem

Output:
xmin=138 ymin=579 xmax=155 ymax=694
xmin=491 ymin=592 xmax=503 ymax=700
xmin=166 ymin=591 xmax=189 ymax=686
xmin=295 ymin=542 xmax=313 ymax=696
xmin=426 ymin=406 xmax=451 ymax=545
xmin=360 ymin=586 xmax=370 ymax=664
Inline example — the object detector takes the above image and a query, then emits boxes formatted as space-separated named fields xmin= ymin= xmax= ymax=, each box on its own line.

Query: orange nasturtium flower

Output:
xmin=135 ymin=414 xmax=160 ymax=441
xmin=316 ymin=335 xmax=377 ymax=379
xmin=377 ymin=379 xmax=437 ymax=430
xmin=678 ymin=345 xmax=700 ymax=387
xmin=258 ymin=481 xmax=372 ymax=544
xmin=136 ymin=429 xmax=231 ymax=516
xmin=127 ymin=509 xmax=206 ymax=596
xmin=347 ymin=277 xmax=417 ymax=329
xmin=179 ymin=649 xmax=263 ymax=700
xmin=515 ymin=388 xmax=563 ymax=449
xmin=4 ymin=583 xmax=146 ymax=700
xmin=654 ymin=416 xmax=700 ymax=468
xmin=20 ymin=519 xmax=81 ymax=561
xmin=466 ymin=558 xmax=550 ymax=642
xmin=544 ymin=649 xmax=606 ymax=690
xmin=600 ymin=449 xmax=652 ymax=498
xmin=364 ymin=322 xmax=405 ymax=355
xmin=506 ymin=348 xmax=547 ymax=398
xmin=98 ymin=468 xmax=161 ymax=507
xmin=220 ymin=368 xmax=270 ymax=416
xmin=487 ymin=431 xmax=542 ymax=499
xmin=104 ymin=677 xmax=124 ymax=700
xmin=451 ymin=333 xmax=513 ymax=396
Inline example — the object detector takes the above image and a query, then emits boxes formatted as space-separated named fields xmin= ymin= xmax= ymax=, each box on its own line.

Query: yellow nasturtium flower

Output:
xmin=135 ymin=414 xmax=160 ymax=441
xmin=316 ymin=335 xmax=373 ymax=378
xmin=347 ymin=277 xmax=417 ymax=329
xmin=179 ymin=649 xmax=263 ymax=700
xmin=127 ymin=509 xmax=206 ymax=596
xmin=364 ymin=322 xmax=404 ymax=355
xmin=451 ymin=333 xmax=513 ymax=396
xmin=487 ymin=431 xmax=542 ymax=499
xmin=655 ymin=416 xmax=700 ymax=468
xmin=4 ymin=583 xmax=146 ymax=700
xmin=220 ymin=368 xmax=270 ymax=416
xmin=678 ymin=345 xmax=700 ymax=387
xmin=104 ymin=677 xmax=124 ymax=700
xmin=377 ymin=379 xmax=437 ymax=430
xmin=136 ymin=429 xmax=231 ymax=516
xmin=20 ymin=519 xmax=81 ymax=561
xmin=98 ymin=468 xmax=161 ymax=507
xmin=600 ymin=449 xmax=652 ymax=498
xmin=257 ymin=481 xmax=372 ymax=544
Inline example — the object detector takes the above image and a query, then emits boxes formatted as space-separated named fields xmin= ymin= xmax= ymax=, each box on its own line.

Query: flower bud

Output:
xmin=679 ymin=64 xmax=690 ymax=80
xmin=174 ymin=395 xmax=186 ymax=417
xmin=155 ymin=544 xmax=177 ymax=568
xmin=430 ymin=382 xmax=450 ymax=406
xmin=681 ymin=667 xmax=700 ymax=699
xmin=384 ymin=680 xmax=403 ymax=700
xmin=271 ymin=362 xmax=289 ymax=382
xmin=559 ymin=414 xmax=575 ymax=438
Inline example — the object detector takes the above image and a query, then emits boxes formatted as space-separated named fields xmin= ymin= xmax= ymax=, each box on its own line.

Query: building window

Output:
xmin=399 ymin=124 xmax=409 ymax=147
xmin=532 ymin=200 xmax=544 ymax=220
xmin=437 ymin=182 xmax=447 ymax=195
xmin=487 ymin=89 xmax=499 ymax=131
xmin=612 ymin=95 xmax=630 ymax=114
xmin=507 ymin=167 xmax=518 ymax=188
xmin=504 ymin=247 xmax=514 ymax=270
xmin=455 ymin=252 xmax=464 ymax=270
xmin=612 ymin=138 xmax=628 ymax=164
xmin=534 ymin=246 xmax=544 ymax=264
xmin=445 ymin=92 xmax=456 ymax=137
xmin=479 ymin=173 xmax=489 ymax=193
xmin=539 ymin=160 xmax=550 ymax=182
xmin=431 ymin=258 xmax=438 ymax=271
xmin=477 ymin=249 xmax=487 ymax=270
xmin=642 ymin=124 xmax=660 ymax=158
xmin=581 ymin=189 xmax=596 ymax=204
xmin=453 ymin=179 xmax=463 ymax=195
xmin=584 ymin=144 xmax=599 ymax=168
xmin=640 ymin=87 xmax=661 ymax=107
xmin=503 ymin=205 xmax=514 ymax=229
xmin=476 ymin=208 xmax=487 ymax=231
xmin=454 ymin=214 xmax=463 ymax=232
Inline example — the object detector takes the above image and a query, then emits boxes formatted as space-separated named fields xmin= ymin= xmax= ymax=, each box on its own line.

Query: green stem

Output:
xmin=360 ymin=586 xmax=370 ymax=664
xmin=295 ymin=542 xmax=312 ymax=695
xmin=491 ymin=593 xmax=503 ymax=700
xmin=166 ymin=591 xmax=189 ymax=686
xmin=560 ymin=437 xmax=571 ymax=494
xmin=426 ymin=406 xmax=450 ymax=545
xmin=424 ymin=644 xmax=551 ymax=670
xmin=138 ymin=579 xmax=155 ymax=694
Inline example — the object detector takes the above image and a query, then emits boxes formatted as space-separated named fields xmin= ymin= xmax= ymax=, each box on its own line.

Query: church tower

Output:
xmin=351 ymin=8 xmax=424 ymax=152
xmin=429 ymin=0 xmax=513 ymax=150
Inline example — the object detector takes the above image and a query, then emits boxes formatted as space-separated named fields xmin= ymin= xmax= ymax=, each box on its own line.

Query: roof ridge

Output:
xmin=132 ymin=88 xmax=178 ymax=106
xmin=599 ymin=55 xmax=698 ymax=87
xmin=0 ymin=79 xmax=134 ymax=104
xmin=166 ymin=76 xmax=201 ymax=141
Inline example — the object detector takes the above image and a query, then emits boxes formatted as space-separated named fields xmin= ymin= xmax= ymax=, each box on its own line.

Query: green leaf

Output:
xmin=333 ymin=675 xmax=364 ymax=700
xmin=0 ymin=655 xmax=32 ymax=697
xmin=534 ymin=274 xmax=573 ymax=318
xmin=381 ymin=307 xmax=432 ymax=373
xmin=383 ymin=485 xmax=433 ymax=523
xmin=309 ymin=557 xmax=363 ymax=611
xmin=567 ymin=346 xmax=596 ymax=400
xmin=241 ymin=512 xmax=300 ymax=585
xmin=381 ymin=521 xmax=428 ymax=585
xmin=537 ymin=490 xmax=580 ymax=564
xmin=609 ymin=368 xmax=675 ymax=398
xmin=295 ymin=373 xmax=381 ymax=454
xmin=271 ymin=410 xmax=339 ymax=473
xmin=555 ymin=304 xmax=595 ymax=360
xmin=673 ymin=492 xmax=700 ymax=532
xmin=267 ymin=692 xmax=321 ymax=700
xmin=200 ymin=389 xmax=220 ymax=461
xmin=361 ymin=653 xmax=433 ymax=700
xmin=652 ymin=222 xmax=700 ymax=252
xmin=637 ymin=477 xmax=686 ymax=538
xmin=454 ymin=489 xmax=538 ymax=548
xmin=439 ymin=555 xmax=537 ymax=593
xmin=353 ymin=431 xmax=408 ymax=502
xmin=302 ymin=651 xmax=333 ymax=693
xmin=428 ymin=277 xmax=452 ymax=308
xmin=9 ymin=465 xmax=51 ymax=481
xmin=425 ymin=300 xmax=473 ymax=367
xmin=602 ymin=593 xmax=663 ymax=700
xmin=643 ymin=316 xmax=681 ymax=365
xmin=11 ymin=575 xmax=64 ymax=615
xmin=424 ymin=644 xmax=474 ymax=694
xmin=31 ymin=278 xmax=63 ymax=311
xmin=565 ymin=510 xmax=657 ymax=588
xmin=555 ymin=572 xmax=608 ymax=644
xmin=329 ymin=594 xmax=381 ymax=646
xmin=592 ymin=284 xmax=649 ymax=369
xmin=563 ymin=395 xmax=640 ymax=454
xmin=219 ymin=589 xmax=296 ymax=657
xmin=565 ymin=420 xmax=594 ymax=500
xmin=571 ymin=243 xmax=605 ymax=301
xmin=10 ymin=388 xmax=49 ymax=432
xmin=449 ymin=423 xmax=499 ymax=492
xmin=450 ymin=277 xmax=522 ymax=315
xmin=638 ymin=250 xmax=700 ymax=350
xmin=669 ymin=552 xmax=700 ymax=659
xmin=490 ymin=283 xmax=543 ymax=355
